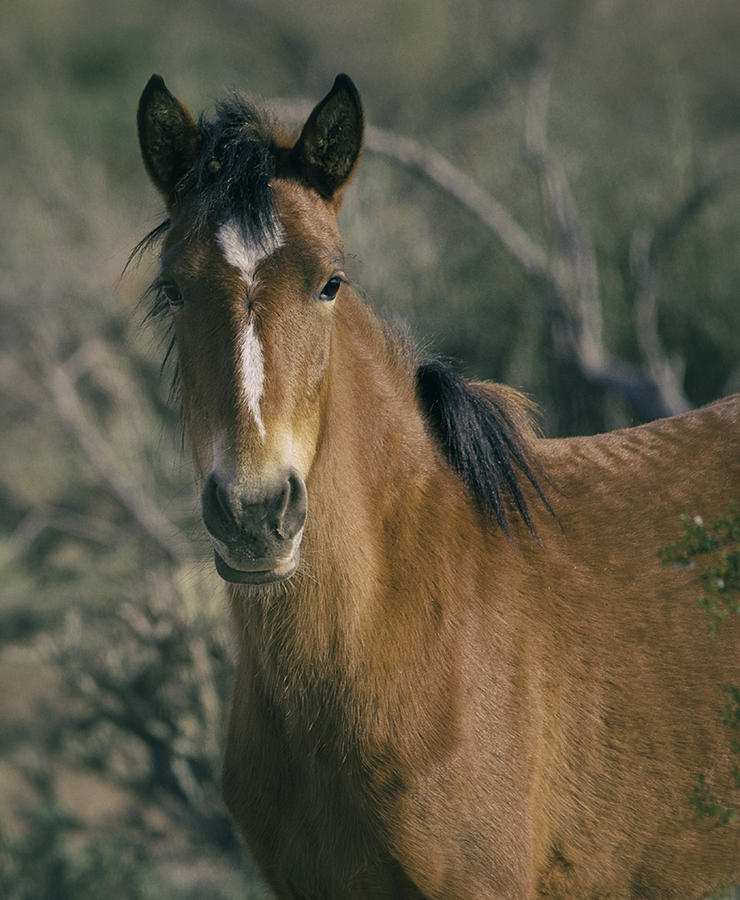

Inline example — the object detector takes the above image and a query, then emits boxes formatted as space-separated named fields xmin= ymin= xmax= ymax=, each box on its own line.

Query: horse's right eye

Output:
xmin=162 ymin=282 xmax=183 ymax=309
xmin=319 ymin=275 xmax=343 ymax=302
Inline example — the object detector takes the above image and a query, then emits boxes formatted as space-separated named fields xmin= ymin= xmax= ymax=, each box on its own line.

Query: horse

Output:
xmin=136 ymin=73 xmax=739 ymax=898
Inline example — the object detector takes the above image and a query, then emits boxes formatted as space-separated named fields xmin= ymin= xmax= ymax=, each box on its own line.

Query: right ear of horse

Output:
xmin=291 ymin=74 xmax=364 ymax=205
xmin=137 ymin=75 xmax=200 ymax=208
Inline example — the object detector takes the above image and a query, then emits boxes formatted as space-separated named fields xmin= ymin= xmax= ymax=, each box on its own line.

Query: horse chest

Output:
xmin=223 ymin=687 xmax=425 ymax=898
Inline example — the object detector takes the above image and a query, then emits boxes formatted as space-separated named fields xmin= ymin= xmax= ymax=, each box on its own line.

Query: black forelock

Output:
xmin=181 ymin=92 xmax=280 ymax=246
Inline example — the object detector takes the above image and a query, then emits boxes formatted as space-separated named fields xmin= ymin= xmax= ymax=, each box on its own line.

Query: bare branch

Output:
xmin=274 ymin=96 xmax=673 ymax=419
xmin=273 ymin=99 xmax=549 ymax=278
xmin=366 ymin=125 xmax=550 ymax=278
xmin=627 ymin=172 xmax=724 ymax=416
xmin=275 ymin=93 xmax=738 ymax=420
xmin=524 ymin=60 xmax=604 ymax=374
xmin=630 ymin=226 xmax=691 ymax=414
xmin=36 ymin=340 xmax=191 ymax=565
xmin=522 ymin=61 xmax=708 ymax=419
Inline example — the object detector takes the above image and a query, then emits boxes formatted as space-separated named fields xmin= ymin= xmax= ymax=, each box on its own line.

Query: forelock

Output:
xmin=182 ymin=93 xmax=280 ymax=248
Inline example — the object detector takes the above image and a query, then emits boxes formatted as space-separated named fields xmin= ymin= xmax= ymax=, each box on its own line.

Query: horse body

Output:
xmin=136 ymin=73 xmax=739 ymax=898
xmin=529 ymin=400 xmax=740 ymax=896
xmin=225 ymin=293 xmax=739 ymax=898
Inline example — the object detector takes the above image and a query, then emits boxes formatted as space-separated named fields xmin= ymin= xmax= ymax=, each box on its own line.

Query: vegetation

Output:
xmin=660 ymin=506 xmax=739 ymax=830
xmin=659 ymin=504 xmax=740 ymax=633
xmin=1 ymin=0 xmax=738 ymax=894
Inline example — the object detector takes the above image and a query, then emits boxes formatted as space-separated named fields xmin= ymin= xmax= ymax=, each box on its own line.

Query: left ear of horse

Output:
xmin=291 ymin=74 xmax=364 ymax=203
xmin=137 ymin=74 xmax=200 ymax=208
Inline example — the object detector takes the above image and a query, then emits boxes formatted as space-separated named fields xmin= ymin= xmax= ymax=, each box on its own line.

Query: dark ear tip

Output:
xmin=333 ymin=73 xmax=356 ymax=90
xmin=332 ymin=74 xmax=361 ymax=106
xmin=140 ymin=74 xmax=170 ymax=105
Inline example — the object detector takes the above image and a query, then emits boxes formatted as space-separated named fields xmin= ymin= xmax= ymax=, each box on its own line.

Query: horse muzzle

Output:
xmin=201 ymin=469 xmax=307 ymax=584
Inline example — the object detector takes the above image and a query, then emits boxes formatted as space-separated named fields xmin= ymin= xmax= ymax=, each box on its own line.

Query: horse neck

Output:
xmin=319 ymin=293 xmax=431 ymax=511
xmin=230 ymin=292 xmax=465 ymax=722
xmin=307 ymin=292 xmax=439 ymax=623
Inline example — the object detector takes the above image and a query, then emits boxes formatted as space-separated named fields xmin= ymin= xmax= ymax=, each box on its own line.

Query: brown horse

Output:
xmin=136 ymin=73 xmax=739 ymax=898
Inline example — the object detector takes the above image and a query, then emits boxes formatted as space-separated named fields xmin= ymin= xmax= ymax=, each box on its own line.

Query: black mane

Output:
xmin=416 ymin=359 xmax=552 ymax=536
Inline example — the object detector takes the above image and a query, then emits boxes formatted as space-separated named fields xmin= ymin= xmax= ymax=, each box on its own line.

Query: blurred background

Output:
xmin=1 ymin=0 xmax=738 ymax=896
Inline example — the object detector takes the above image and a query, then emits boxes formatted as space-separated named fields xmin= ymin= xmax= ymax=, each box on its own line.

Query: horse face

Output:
xmin=138 ymin=75 xmax=363 ymax=583
xmin=163 ymin=184 xmax=347 ymax=582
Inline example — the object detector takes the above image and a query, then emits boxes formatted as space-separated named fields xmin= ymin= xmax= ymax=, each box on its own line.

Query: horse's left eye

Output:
xmin=319 ymin=276 xmax=342 ymax=301
xmin=162 ymin=281 xmax=184 ymax=309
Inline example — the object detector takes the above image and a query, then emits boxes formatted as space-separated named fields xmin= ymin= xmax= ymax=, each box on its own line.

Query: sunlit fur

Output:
xmin=137 ymin=74 xmax=740 ymax=898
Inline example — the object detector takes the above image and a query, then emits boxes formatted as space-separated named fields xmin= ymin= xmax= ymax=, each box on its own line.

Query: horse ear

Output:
xmin=291 ymin=74 xmax=364 ymax=203
xmin=137 ymin=75 xmax=200 ymax=207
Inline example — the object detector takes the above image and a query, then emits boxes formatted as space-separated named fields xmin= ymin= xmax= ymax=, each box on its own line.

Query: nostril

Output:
xmin=275 ymin=480 xmax=292 ymax=524
xmin=201 ymin=472 xmax=237 ymax=541
xmin=214 ymin=480 xmax=231 ymax=518
xmin=276 ymin=470 xmax=308 ymax=540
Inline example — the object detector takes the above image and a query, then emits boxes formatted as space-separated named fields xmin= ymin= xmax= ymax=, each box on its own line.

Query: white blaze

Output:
xmin=216 ymin=218 xmax=283 ymax=289
xmin=216 ymin=219 xmax=283 ymax=440
xmin=240 ymin=320 xmax=266 ymax=440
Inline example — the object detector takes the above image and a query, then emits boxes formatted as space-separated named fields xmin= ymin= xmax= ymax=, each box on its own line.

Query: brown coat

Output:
xmin=223 ymin=293 xmax=739 ymax=898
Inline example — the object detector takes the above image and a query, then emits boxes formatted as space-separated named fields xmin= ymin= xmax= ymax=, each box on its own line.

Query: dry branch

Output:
xmin=274 ymin=99 xmax=548 ymax=278
xmin=0 ymin=502 xmax=125 ymax=569
xmin=36 ymin=339 xmax=191 ymax=566
xmin=524 ymin=61 xmax=603 ymax=373
xmin=275 ymin=86 xmax=730 ymax=421
xmin=521 ymin=60 xmax=698 ymax=419
xmin=630 ymin=226 xmax=690 ymax=415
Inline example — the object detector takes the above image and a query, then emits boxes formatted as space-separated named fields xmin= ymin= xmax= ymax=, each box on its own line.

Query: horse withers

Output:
xmin=136 ymin=73 xmax=739 ymax=898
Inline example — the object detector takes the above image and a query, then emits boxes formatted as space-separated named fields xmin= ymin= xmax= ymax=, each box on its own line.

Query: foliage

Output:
xmin=659 ymin=503 xmax=740 ymax=633
xmin=43 ymin=569 xmax=236 ymax=849
xmin=0 ymin=566 xmax=268 ymax=898
xmin=0 ymin=782 xmax=166 ymax=900
xmin=660 ymin=506 xmax=739 ymax=828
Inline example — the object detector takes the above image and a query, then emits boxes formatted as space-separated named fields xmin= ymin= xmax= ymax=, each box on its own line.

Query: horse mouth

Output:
xmin=212 ymin=550 xmax=300 ymax=585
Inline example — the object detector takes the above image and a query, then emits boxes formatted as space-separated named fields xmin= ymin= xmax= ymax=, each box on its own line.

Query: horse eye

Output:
xmin=319 ymin=276 xmax=342 ymax=301
xmin=162 ymin=281 xmax=183 ymax=309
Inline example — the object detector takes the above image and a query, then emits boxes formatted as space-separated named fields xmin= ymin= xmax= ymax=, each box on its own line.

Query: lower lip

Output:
xmin=213 ymin=551 xmax=299 ymax=584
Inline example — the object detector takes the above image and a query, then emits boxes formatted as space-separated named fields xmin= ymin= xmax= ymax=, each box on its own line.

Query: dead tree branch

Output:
xmin=32 ymin=334 xmax=191 ymax=566
xmin=275 ymin=88 xmax=733 ymax=420
xmin=522 ymin=60 xmax=696 ymax=419
xmin=274 ymin=99 xmax=548 ymax=278
xmin=629 ymin=226 xmax=690 ymax=415
xmin=0 ymin=501 xmax=125 ymax=570
xmin=524 ymin=61 xmax=604 ymax=374
xmin=365 ymin=124 xmax=549 ymax=279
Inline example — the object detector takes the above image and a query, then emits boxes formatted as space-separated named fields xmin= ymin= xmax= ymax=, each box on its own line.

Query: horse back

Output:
xmin=538 ymin=393 xmax=738 ymax=544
